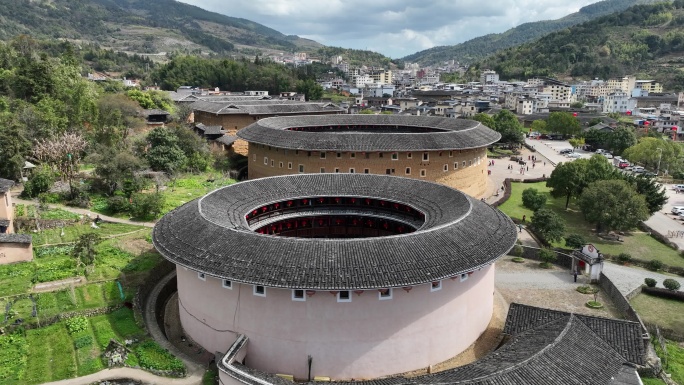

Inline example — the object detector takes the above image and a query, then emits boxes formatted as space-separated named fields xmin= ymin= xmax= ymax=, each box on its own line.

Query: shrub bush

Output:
xmin=511 ymin=244 xmax=523 ymax=257
xmin=21 ymin=165 xmax=55 ymax=198
xmin=107 ymin=196 xmax=130 ymax=214
xmin=647 ymin=259 xmax=664 ymax=271
xmin=564 ymin=234 xmax=586 ymax=250
xmin=130 ymin=193 xmax=165 ymax=220
xmin=538 ymin=248 xmax=557 ymax=268
xmin=522 ymin=188 xmax=547 ymax=211
xmin=663 ymin=278 xmax=681 ymax=291
xmin=644 ymin=278 xmax=657 ymax=288
xmin=65 ymin=316 xmax=89 ymax=335
xmin=642 ymin=286 xmax=684 ymax=301
xmin=134 ymin=340 xmax=185 ymax=373
xmin=617 ymin=253 xmax=632 ymax=265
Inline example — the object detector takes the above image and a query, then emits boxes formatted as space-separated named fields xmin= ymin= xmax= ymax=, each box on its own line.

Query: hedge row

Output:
xmin=642 ymin=286 xmax=684 ymax=301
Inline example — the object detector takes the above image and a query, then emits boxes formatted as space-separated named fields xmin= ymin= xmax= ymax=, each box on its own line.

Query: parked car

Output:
xmin=603 ymin=153 xmax=614 ymax=159
xmin=618 ymin=161 xmax=630 ymax=168
xmin=596 ymin=149 xmax=606 ymax=154
xmin=675 ymin=184 xmax=684 ymax=193
xmin=672 ymin=206 xmax=684 ymax=215
xmin=566 ymin=153 xmax=582 ymax=158
xmin=641 ymin=172 xmax=657 ymax=178
xmin=559 ymin=148 xmax=573 ymax=154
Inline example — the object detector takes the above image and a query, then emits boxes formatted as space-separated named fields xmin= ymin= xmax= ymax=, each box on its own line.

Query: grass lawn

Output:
xmin=499 ymin=182 xmax=684 ymax=267
xmin=641 ymin=378 xmax=667 ymax=385
xmin=631 ymin=293 xmax=684 ymax=335
xmin=662 ymin=341 xmax=684 ymax=385
xmin=161 ymin=173 xmax=235 ymax=215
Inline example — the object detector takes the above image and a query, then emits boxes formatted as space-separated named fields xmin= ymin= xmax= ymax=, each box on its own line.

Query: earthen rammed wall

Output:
xmin=247 ymin=144 xmax=489 ymax=198
xmin=177 ymin=264 xmax=495 ymax=380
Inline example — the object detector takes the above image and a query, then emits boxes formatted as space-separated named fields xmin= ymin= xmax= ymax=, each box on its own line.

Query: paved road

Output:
xmin=644 ymin=184 xmax=684 ymax=250
xmin=525 ymin=138 xmax=593 ymax=166
xmin=603 ymin=262 xmax=684 ymax=296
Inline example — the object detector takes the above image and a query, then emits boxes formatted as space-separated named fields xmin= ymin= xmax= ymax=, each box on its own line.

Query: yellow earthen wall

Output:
xmin=247 ymin=144 xmax=488 ymax=198
xmin=0 ymin=243 xmax=33 ymax=264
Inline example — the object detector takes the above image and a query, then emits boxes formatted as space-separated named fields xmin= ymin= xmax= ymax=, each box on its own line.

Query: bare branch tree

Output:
xmin=33 ymin=132 xmax=87 ymax=195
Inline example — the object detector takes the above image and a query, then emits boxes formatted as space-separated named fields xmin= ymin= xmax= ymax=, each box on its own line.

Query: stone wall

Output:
xmin=134 ymin=259 xmax=175 ymax=317
xmin=519 ymin=245 xmax=574 ymax=268
xmin=247 ymin=144 xmax=489 ymax=198
xmin=598 ymin=272 xmax=651 ymax=346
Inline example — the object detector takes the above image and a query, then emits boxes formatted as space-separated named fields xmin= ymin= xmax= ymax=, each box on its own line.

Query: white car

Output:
xmin=603 ymin=153 xmax=614 ymax=159
xmin=631 ymin=166 xmax=645 ymax=173
xmin=566 ymin=152 xmax=582 ymax=158
xmin=672 ymin=206 xmax=684 ymax=215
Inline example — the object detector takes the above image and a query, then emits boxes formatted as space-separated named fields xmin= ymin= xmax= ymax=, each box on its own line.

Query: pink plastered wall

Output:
xmin=177 ymin=264 xmax=495 ymax=380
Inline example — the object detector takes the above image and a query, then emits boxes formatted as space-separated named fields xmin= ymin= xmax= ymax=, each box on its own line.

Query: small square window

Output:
xmin=254 ymin=285 xmax=266 ymax=296
xmin=407 ymin=152 xmax=412 ymax=159
xmin=431 ymin=281 xmax=442 ymax=292
xmin=405 ymin=167 xmax=411 ymax=175
xmin=378 ymin=288 xmax=392 ymax=300
xmin=462 ymin=161 xmax=466 ymax=168
xmin=469 ymin=160 xmax=473 ymax=166
xmin=443 ymin=164 xmax=448 ymax=172
xmin=307 ymin=151 xmax=312 ymax=157
xmin=454 ymin=162 xmax=458 ymax=170
xmin=379 ymin=153 xmax=384 ymax=158
xmin=279 ymin=162 xmax=283 ymax=168
xmin=338 ymin=291 xmax=351 ymax=302
xmin=391 ymin=153 xmax=398 ymax=160
xmin=320 ymin=152 xmax=326 ymax=159
xmin=264 ymin=157 xmax=268 ymax=165
xmin=350 ymin=153 xmax=356 ymax=158
xmin=336 ymin=152 xmax=342 ymax=158
xmin=449 ymin=151 xmax=453 ymax=157
xmin=299 ymin=164 xmax=304 ymax=173
xmin=288 ymin=162 xmax=293 ymax=170
xmin=292 ymin=289 xmax=306 ymax=301
xmin=423 ymin=152 xmax=429 ymax=161
xmin=222 ymin=279 xmax=232 ymax=289
xmin=295 ymin=150 xmax=299 ymax=155
xmin=460 ymin=273 xmax=468 ymax=282
xmin=364 ymin=169 xmax=370 ymax=174
xmin=420 ymin=169 xmax=426 ymax=177
xmin=349 ymin=168 xmax=355 ymax=173
xmin=253 ymin=154 xmax=256 ymax=162
xmin=271 ymin=160 xmax=274 ymax=167
xmin=335 ymin=168 xmax=340 ymax=173
xmin=365 ymin=153 xmax=370 ymax=159
xmin=198 ymin=272 xmax=206 ymax=281
xmin=320 ymin=168 xmax=325 ymax=173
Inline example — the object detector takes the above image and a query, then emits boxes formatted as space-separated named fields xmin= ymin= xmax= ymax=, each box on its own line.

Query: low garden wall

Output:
xmin=519 ymin=245 xmax=573 ymax=269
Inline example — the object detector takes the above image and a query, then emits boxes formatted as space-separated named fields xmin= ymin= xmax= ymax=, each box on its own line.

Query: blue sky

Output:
xmin=178 ymin=0 xmax=600 ymax=58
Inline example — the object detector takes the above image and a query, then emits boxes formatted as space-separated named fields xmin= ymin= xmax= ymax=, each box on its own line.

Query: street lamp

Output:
xmin=656 ymin=148 xmax=663 ymax=176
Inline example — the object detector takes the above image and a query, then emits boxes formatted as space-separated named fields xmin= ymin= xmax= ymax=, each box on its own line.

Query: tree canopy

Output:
xmin=546 ymin=160 xmax=587 ymax=209
xmin=578 ymin=179 xmax=649 ymax=232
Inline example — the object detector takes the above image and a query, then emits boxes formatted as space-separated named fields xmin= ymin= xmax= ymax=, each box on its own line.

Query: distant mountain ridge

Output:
xmin=476 ymin=2 xmax=684 ymax=90
xmin=0 ymin=0 xmax=322 ymax=55
xmin=401 ymin=0 xmax=661 ymax=66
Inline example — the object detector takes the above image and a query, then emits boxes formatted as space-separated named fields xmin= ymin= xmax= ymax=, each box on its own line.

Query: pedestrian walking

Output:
xmin=518 ymin=224 xmax=523 ymax=233
xmin=533 ymin=163 xmax=535 ymax=169
xmin=526 ymin=166 xmax=529 ymax=172
xmin=544 ymin=162 xmax=546 ymax=166
xmin=522 ymin=215 xmax=526 ymax=223
xmin=573 ymin=270 xmax=578 ymax=283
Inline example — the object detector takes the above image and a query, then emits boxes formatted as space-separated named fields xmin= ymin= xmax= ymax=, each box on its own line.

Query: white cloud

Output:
xmin=178 ymin=0 xmax=601 ymax=57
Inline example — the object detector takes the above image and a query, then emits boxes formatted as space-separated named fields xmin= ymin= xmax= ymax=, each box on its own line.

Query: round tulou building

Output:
xmin=153 ymin=173 xmax=517 ymax=381
xmin=236 ymin=115 xmax=500 ymax=198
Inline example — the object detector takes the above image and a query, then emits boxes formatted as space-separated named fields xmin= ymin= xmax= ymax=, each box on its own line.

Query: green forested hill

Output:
xmin=0 ymin=0 xmax=322 ymax=56
xmin=401 ymin=0 xmax=659 ymax=66
xmin=477 ymin=1 xmax=684 ymax=90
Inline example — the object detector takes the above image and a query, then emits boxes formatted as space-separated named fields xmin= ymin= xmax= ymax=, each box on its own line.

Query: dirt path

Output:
xmin=12 ymin=194 xmax=155 ymax=228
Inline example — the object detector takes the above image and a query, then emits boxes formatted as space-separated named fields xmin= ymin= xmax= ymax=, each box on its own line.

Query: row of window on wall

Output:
xmin=252 ymin=146 xmax=481 ymax=162
xmin=253 ymin=156 xmax=482 ymax=176
xmin=196 ymin=272 xmax=471 ymax=302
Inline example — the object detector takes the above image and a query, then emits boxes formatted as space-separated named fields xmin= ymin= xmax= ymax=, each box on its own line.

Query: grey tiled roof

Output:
xmin=203 ymin=126 xmax=224 ymax=136
xmin=504 ymin=303 xmax=645 ymax=365
xmin=153 ymin=174 xmax=517 ymax=290
xmin=218 ymin=303 xmax=645 ymax=385
xmin=0 ymin=220 xmax=10 ymax=227
xmin=0 ymin=234 xmax=32 ymax=244
xmin=237 ymin=115 xmax=501 ymax=151
xmin=0 ymin=178 xmax=14 ymax=193
xmin=215 ymin=135 xmax=238 ymax=146
xmin=190 ymin=100 xmax=344 ymax=115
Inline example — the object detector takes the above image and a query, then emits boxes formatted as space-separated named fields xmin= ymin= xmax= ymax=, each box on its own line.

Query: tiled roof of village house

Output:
xmin=190 ymin=100 xmax=344 ymax=115
xmin=0 ymin=178 xmax=14 ymax=193
xmin=0 ymin=234 xmax=32 ymax=244
xmin=214 ymin=135 xmax=237 ymax=146
xmin=153 ymin=174 xmax=517 ymax=290
xmin=0 ymin=220 xmax=10 ymax=227
xmin=218 ymin=303 xmax=646 ymax=385
xmin=237 ymin=115 xmax=500 ymax=151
